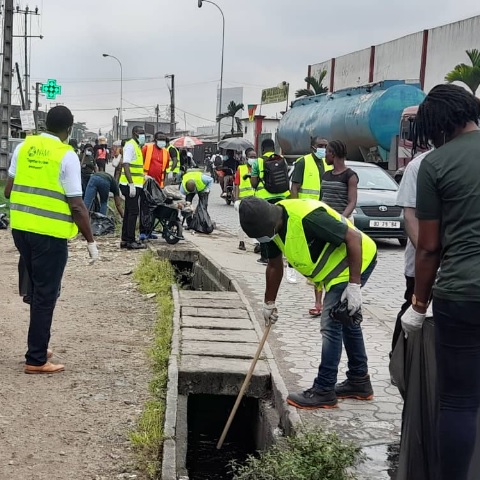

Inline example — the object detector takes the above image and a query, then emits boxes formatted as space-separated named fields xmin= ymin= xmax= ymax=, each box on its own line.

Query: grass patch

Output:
xmin=231 ymin=428 xmax=365 ymax=480
xmin=130 ymin=251 xmax=176 ymax=478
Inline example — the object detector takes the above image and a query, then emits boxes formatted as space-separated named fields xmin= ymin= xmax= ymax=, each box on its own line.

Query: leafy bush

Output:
xmin=231 ymin=429 xmax=364 ymax=480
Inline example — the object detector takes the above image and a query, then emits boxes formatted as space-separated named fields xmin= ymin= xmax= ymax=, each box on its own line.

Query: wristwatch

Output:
xmin=412 ymin=294 xmax=428 ymax=309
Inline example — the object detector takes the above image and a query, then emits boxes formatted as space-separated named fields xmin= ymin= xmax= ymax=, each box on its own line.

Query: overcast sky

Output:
xmin=14 ymin=0 xmax=480 ymax=134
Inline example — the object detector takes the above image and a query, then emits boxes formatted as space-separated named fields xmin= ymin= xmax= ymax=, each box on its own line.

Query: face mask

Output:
xmin=156 ymin=141 xmax=166 ymax=148
xmin=247 ymin=158 xmax=256 ymax=166
xmin=137 ymin=134 xmax=146 ymax=146
xmin=256 ymin=235 xmax=276 ymax=244
xmin=223 ymin=155 xmax=228 ymax=161
xmin=315 ymin=147 xmax=326 ymax=158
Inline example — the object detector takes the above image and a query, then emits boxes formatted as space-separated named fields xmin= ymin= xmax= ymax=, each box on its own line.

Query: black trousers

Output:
xmin=120 ymin=185 xmax=146 ymax=243
xmin=12 ymin=229 xmax=68 ymax=366
xmin=392 ymin=275 xmax=415 ymax=353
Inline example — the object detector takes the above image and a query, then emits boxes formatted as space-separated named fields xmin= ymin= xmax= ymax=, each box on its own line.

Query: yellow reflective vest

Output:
xmin=182 ymin=171 xmax=207 ymax=193
xmin=9 ymin=135 xmax=78 ymax=239
xmin=166 ymin=145 xmax=181 ymax=173
xmin=296 ymin=153 xmax=332 ymax=200
xmin=254 ymin=152 xmax=289 ymax=200
xmin=237 ymin=164 xmax=254 ymax=199
xmin=120 ymin=139 xmax=144 ymax=186
xmin=274 ymin=199 xmax=376 ymax=291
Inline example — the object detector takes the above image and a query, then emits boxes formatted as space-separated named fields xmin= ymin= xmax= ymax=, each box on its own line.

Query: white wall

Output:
xmin=424 ymin=16 xmax=480 ymax=93
xmin=309 ymin=60 xmax=331 ymax=90
xmin=333 ymin=48 xmax=371 ymax=90
xmin=241 ymin=118 xmax=280 ymax=148
xmin=374 ymin=32 xmax=423 ymax=83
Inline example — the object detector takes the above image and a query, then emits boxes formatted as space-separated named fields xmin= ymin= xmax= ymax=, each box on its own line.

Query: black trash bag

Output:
xmin=329 ymin=299 xmax=363 ymax=327
xmin=390 ymin=318 xmax=480 ymax=480
xmin=187 ymin=193 xmax=215 ymax=234
xmin=90 ymin=212 xmax=115 ymax=236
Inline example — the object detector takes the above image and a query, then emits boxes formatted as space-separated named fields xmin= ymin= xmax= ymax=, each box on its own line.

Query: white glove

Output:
xmin=341 ymin=283 xmax=362 ymax=315
xmin=401 ymin=306 xmax=426 ymax=335
xmin=128 ymin=183 xmax=136 ymax=198
xmin=167 ymin=172 xmax=174 ymax=181
xmin=204 ymin=188 xmax=210 ymax=194
xmin=263 ymin=301 xmax=278 ymax=326
xmin=87 ymin=241 xmax=99 ymax=264
xmin=234 ymin=200 xmax=241 ymax=211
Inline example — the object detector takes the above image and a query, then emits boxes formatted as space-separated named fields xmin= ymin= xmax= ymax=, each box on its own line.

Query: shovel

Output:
xmin=216 ymin=322 xmax=273 ymax=449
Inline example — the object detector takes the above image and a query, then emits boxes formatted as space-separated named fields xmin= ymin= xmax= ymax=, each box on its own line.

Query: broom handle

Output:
xmin=217 ymin=323 xmax=272 ymax=450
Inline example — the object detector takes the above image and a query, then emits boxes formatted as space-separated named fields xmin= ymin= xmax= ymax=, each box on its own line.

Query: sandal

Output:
xmin=308 ymin=307 xmax=323 ymax=317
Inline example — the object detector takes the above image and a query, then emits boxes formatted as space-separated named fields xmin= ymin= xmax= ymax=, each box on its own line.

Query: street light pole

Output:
xmin=102 ymin=53 xmax=123 ymax=140
xmin=198 ymin=0 xmax=225 ymax=142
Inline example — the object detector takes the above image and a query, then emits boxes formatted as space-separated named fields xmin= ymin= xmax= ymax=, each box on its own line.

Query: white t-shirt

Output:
xmin=396 ymin=150 xmax=431 ymax=277
xmin=8 ymin=133 xmax=82 ymax=197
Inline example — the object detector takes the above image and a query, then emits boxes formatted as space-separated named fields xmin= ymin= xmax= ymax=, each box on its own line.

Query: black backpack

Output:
xmin=261 ymin=154 xmax=289 ymax=194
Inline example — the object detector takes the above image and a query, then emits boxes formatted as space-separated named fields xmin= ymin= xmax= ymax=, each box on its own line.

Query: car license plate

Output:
xmin=369 ymin=220 xmax=400 ymax=229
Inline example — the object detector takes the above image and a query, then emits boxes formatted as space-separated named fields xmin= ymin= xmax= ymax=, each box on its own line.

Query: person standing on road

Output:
xmin=234 ymin=148 xmax=256 ymax=251
xmin=83 ymin=172 xmax=124 ymax=218
xmin=401 ymin=84 xmax=480 ymax=480
xmin=250 ymin=138 xmax=290 ymax=265
xmin=80 ymin=143 xmax=97 ymax=196
xmin=142 ymin=132 xmax=171 ymax=188
xmin=94 ymin=136 xmax=109 ymax=172
xmin=220 ymin=149 xmax=238 ymax=198
xmin=239 ymin=196 xmax=377 ymax=409
xmin=119 ymin=126 xmax=147 ymax=250
xmin=3 ymin=105 xmax=99 ymax=374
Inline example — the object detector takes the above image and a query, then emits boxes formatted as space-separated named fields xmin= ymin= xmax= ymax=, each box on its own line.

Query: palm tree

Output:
xmin=445 ymin=49 xmax=480 ymax=95
xmin=295 ymin=70 xmax=329 ymax=98
xmin=217 ymin=101 xmax=244 ymax=134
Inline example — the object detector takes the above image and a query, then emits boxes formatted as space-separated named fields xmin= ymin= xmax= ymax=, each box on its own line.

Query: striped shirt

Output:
xmin=321 ymin=168 xmax=358 ymax=214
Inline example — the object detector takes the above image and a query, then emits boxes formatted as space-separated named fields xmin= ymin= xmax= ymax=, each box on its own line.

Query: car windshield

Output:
xmin=350 ymin=165 xmax=398 ymax=191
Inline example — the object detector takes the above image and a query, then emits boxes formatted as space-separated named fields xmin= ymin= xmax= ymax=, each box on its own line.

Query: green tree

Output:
xmin=295 ymin=70 xmax=328 ymax=98
xmin=445 ymin=49 xmax=480 ymax=95
xmin=217 ymin=101 xmax=244 ymax=134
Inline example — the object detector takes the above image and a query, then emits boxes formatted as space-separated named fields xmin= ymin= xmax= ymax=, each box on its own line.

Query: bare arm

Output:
xmin=250 ymin=175 xmax=259 ymax=189
xmin=4 ymin=177 xmax=13 ymax=198
xmin=290 ymin=182 xmax=301 ymax=199
xmin=67 ymin=197 xmax=95 ymax=243
xmin=342 ymin=175 xmax=358 ymax=217
xmin=123 ymin=163 xmax=134 ymax=184
xmin=403 ymin=207 xmax=419 ymax=248
xmin=345 ymin=228 xmax=362 ymax=284
xmin=114 ymin=195 xmax=124 ymax=218
xmin=413 ymin=219 xmax=441 ymax=311
xmin=264 ymin=254 xmax=284 ymax=303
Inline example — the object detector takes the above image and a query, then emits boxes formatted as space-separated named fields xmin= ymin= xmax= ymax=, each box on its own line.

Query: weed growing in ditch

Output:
xmin=130 ymin=252 xmax=175 ymax=478
xmin=230 ymin=428 xmax=365 ymax=480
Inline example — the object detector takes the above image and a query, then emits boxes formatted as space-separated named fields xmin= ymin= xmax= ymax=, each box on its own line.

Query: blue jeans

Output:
xmin=434 ymin=297 xmax=480 ymax=480
xmin=83 ymin=175 xmax=110 ymax=215
xmin=313 ymin=258 xmax=376 ymax=391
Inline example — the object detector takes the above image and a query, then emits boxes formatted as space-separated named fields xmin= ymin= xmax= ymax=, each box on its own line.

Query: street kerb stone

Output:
xmin=181 ymin=315 xmax=252 ymax=330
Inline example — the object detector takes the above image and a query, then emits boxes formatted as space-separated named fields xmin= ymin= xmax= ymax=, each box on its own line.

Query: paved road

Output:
xmin=188 ymin=183 xmax=407 ymax=478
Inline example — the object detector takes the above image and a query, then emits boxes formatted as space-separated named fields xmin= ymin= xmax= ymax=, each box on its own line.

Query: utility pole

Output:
xmin=165 ymin=74 xmax=175 ymax=137
xmin=14 ymin=5 xmax=41 ymax=110
xmin=155 ymin=104 xmax=159 ymax=133
xmin=15 ymin=62 xmax=26 ymax=110
xmin=35 ymin=82 xmax=41 ymax=130
xmin=0 ymin=0 xmax=14 ymax=178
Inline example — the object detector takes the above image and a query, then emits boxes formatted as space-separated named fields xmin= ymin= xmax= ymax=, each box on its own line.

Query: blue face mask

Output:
xmin=137 ymin=134 xmax=146 ymax=146
xmin=223 ymin=155 xmax=228 ymax=161
xmin=156 ymin=140 xmax=167 ymax=148
xmin=315 ymin=147 xmax=326 ymax=158
xmin=256 ymin=235 xmax=276 ymax=244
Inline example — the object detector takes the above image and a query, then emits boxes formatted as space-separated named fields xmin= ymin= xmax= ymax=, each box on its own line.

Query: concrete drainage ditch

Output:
xmin=157 ymin=244 xmax=296 ymax=480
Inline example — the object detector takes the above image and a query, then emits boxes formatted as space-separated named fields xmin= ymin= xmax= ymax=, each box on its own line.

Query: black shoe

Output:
xmin=238 ymin=241 xmax=246 ymax=251
xmin=120 ymin=241 xmax=128 ymax=249
xmin=253 ymin=244 xmax=261 ymax=254
xmin=335 ymin=376 xmax=374 ymax=400
xmin=287 ymin=388 xmax=337 ymax=410
xmin=126 ymin=241 xmax=147 ymax=250
xmin=256 ymin=257 xmax=268 ymax=265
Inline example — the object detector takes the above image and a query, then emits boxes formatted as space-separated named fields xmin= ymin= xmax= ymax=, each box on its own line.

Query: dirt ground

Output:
xmin=0 ymin=231 xmax=157 ymax=480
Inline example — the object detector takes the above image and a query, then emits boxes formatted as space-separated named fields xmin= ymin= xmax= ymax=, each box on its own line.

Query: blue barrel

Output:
xmin=277 ymin=80 xmax=426 ymax=161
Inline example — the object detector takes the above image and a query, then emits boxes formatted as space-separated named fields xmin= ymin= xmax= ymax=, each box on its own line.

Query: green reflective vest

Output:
xmin=9 ymin=135 xmax=78 ymax=239
xmin=254 ymin=152 xmax=289 ymax=200
xmin=120 ymin=139 xmax=144 ymax=186
xmin=274 ymin=199 xmax=376 ymax=291
xmin=237 ymin=164 xmax=254 ymax=199
xmin=166 ymin=145 xmax=180 ymax=173
xmin=182 ymin=171 xmax=207 ymax=193
xmin=296 ymin=153 xmax=332 ymax=200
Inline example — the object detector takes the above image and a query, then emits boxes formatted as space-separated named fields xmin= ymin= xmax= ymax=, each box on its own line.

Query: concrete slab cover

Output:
xmin=179 ymin=290 xmax=241 ymax=301
xmin=180 ymin=299 xmax=246 ymax=309
xmin=182 ymin=328 xmax=259 ymax=343
xmin=182 ymin=340 xmax=264 ymax=359
xmin=182 ymin=306 xmax=249 ymax=319
xmin=182 ymin=316 xmax=253 ymax=330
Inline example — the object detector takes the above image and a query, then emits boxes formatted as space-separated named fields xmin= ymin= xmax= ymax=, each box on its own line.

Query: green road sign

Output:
xmin=41 ymin=79 xmax=62 ymax=99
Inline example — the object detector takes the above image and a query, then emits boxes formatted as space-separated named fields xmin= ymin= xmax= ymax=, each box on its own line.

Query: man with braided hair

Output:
xmin=401 ymin=84 xmax=480 ymax=480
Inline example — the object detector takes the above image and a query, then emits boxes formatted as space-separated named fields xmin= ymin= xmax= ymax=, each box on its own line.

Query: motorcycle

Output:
xmin=218 ymin=167 xmax=235 ymax=205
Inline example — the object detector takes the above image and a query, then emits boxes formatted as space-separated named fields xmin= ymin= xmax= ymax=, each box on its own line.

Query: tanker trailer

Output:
xmin=277 ymin=80 xmax=426 ymax=169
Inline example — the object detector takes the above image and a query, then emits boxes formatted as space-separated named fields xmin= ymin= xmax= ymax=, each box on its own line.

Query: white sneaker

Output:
xmin=286 ymin=266 xmax=297 ymax=284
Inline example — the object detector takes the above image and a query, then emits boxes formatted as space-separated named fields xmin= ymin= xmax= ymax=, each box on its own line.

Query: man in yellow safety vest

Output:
xmin=239 ymin=196 xmax=377 ymax=409
xmin=119 ymin=126 xmax=147 ymax=250
xmin=4 ymin=105 xmax=98 ymax=374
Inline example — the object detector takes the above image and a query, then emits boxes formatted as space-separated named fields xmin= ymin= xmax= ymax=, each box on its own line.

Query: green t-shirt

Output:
xmin=266 ymin=206 xmax=348 ymax=259
xmin=416 ymin=130 xmax=480 ymax=301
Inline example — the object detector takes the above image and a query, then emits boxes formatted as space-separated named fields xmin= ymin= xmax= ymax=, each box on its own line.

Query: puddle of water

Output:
xmin=356 ymin=443 xmax=399 ymax=479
